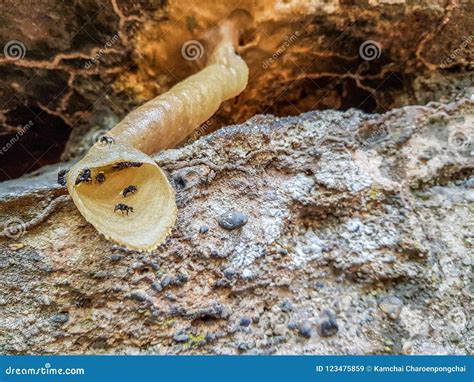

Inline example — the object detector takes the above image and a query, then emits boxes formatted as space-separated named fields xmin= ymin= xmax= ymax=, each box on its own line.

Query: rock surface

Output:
xmin=0 ymin=98 xmax=472 ymax=354
xmin=1 ymin=0 xmax=472 ymax=179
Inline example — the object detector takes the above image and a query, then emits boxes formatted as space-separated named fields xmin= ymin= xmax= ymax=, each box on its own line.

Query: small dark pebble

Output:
xmin=318 ymin=310 xmax=338 ymax=337
xmin=161 ymin=275 xmax=172 ymax=288
xmin=150 ymin=308 xmax=160 ymax=320
xmin=280 ymin=298 xmax=293 ymax=312
xmin=223 ymin=267 xmax=236 ymax=279
xmin=169 ymin=305 xmax=185 ymax=316
xmin=240 ymin=316 xmax=252 ymax=327
xmin=173 ymin=175 xmax=186 ymax=190
xmin=50 ymin=313 xmax=69 ymax=324
xmin=287 ymin=321 xmax=297 ymax=330
xmin=175 ymin=273 xmax=188 ymax=284
xmin=110 ymin=253 xmax=123 ymax=262
xmin=298 ymin=320 xmax=312 ymax=338
xmin=147 ymin=261 xmax=160 ymax=271
xmin=218 ymin=210 xmax=248 ymax=230
xmin=214 ymin=278 xmax=229 ymax=287
xmin=92 ymin=271 xmax=107 ymax=279
xmin=313 ymin=282 xmax=325 ymax=289
xmin=165 ymin=292 xmax=177 ymax=302
xmin=130 ymin=290 xmax=148 ymax=302
xmin=173 ymin=334 xmax=189 ymax=343
xmin=309 ymin=148 xmax=323 ymax=158
xmin=319 ymin=320 xmax=338 ymax=337
xmin=237 ymin=341 xmax=255 ymax=350
xmin=199 ymin=225 xmax=209 ymax=234
xmin=40 ymin=264 xmax=54 ymax=273
xmin=151 ymin=282 xmax=163 ymax=292
xmin=273 ymin=336 xmax=286 ymax=344
xmin=210 ymin=250 xmax=228 ymax=258
xmin=205 ymin=332 xmax=217 ymax=343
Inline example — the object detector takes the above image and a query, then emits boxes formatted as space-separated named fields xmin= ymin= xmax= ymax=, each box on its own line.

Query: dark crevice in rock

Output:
xmin=1 ymin=1 xmax=472 ymax=181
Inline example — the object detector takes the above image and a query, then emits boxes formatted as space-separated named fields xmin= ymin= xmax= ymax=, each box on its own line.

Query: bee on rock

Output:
xmin=57 ymin=169 xmax=69 ymax=186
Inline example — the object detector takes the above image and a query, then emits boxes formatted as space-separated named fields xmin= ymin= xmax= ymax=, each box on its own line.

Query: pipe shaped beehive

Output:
xmin=66 ymin=19 xmax=249 ymax=250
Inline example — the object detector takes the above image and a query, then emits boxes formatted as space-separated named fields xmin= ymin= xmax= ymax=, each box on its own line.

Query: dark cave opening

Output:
xmin=0 ymin=104 xmax=71 ymax=181
xmin=0 ymin=61 xmax=440 ymax=183
xmin=0 ymin=19 xmax=467 ymax=182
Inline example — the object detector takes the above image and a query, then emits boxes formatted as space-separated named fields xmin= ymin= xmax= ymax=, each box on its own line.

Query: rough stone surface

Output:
xmin=0 ymin=98 xmax=473 ymax=355
xmin=1 ymin=0 xmax=472 ymax=180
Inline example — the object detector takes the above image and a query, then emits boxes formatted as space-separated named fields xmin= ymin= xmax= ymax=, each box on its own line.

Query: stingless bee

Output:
xmin=95 ymin=172 xmax=106 ymax=183
xmin=99 ymin=135 xmax=115 ymax=145
xmin=112 ymin=162 xmax=143 ymax=170
xmin=114 ymin=203 xmax=134 ymax=215
xmin=75 ymin=168 xmax=92 ymax=185
xmin=122 ymin=185 xmax=138 ymax=197
xmin=57 ymin=169 xmax=69 ymax=186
